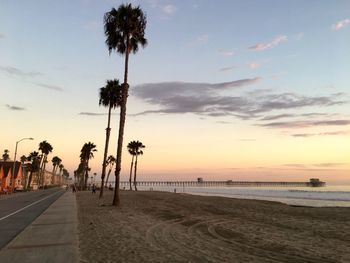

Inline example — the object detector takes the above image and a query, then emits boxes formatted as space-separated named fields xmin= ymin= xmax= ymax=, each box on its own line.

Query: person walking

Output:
xmin=92 ymin=184 xmax=96 ymax=194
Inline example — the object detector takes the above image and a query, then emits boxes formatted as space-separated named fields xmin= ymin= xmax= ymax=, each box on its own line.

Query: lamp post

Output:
xmin=11 ymin=137 xmax=34 ymax=192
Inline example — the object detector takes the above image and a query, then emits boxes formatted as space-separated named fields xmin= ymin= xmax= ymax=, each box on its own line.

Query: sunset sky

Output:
xmin=1 ymin=0 xmax=349 ymax=184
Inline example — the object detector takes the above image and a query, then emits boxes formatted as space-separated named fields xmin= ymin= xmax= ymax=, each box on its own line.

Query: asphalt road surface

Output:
xmin=0 ymin=188 xmax=64 ymax=249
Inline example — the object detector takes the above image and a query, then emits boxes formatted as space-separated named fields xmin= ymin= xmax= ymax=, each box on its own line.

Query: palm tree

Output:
xmin=75 ymin=162 xmax=85 ymax=189
xmin=2 ymin=149 xmax=10 ymax=161
xmin=38 ymin=140 xmax=53 ymax=188
xmin=51 ymin=156 xmax=62 ymax=175
xmin=127 ymin=141 xmax=137 ymax=190
xmin=59 ymin=164 xmax=64 ymax=175
xmin=27 ymin=151 xmax=40 ymax=189
xmin=99 ymin=79 xmax=122 ymax=198
xmin=104 ymin=3 xmax=147 ymax=206
xmin=104 ymin=155 xmax=116 ymax=188
xmin=132 ymin=141 xmax=145 ymax=191
xmin=63 ymin=168 xmax=69 ymax=181
xmin=80 ymin=142 xmax=97 ymax=190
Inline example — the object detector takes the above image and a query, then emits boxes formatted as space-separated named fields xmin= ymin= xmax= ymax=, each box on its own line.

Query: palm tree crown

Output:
xmin=99 ymin=79 xmax=122 ymax=109
xmin=104 ymin=3 xmax=147 ymax=55
xmin=39 ymin=140 xmax=53 ymax=155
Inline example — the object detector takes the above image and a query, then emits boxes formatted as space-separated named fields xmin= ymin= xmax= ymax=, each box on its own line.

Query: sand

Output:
xmin=77 ymin=190 xmax=350 ymax=263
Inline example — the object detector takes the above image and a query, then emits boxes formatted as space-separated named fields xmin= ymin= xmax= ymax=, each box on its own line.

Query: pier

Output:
xmin=119 ymin=178 xmax=325 ymax=188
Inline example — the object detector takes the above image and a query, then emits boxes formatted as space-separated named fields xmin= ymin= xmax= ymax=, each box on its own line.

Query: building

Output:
xmin=0 ymin=161 xmax=23 ymax=192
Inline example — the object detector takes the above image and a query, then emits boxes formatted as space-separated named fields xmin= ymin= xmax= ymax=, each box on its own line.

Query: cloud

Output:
xmin=332 ymin=18 xmax=350 ymax=30
xmin=132 ymin=79 xmax=346 ymax=121
xmin=261 ymin=112 xmax=335 ymax=121
xmin=218 ymin=49 xmax=234 ymax=56
xmin=291 ymin=130 xmax=350 ymax=137
xmin=190 ymin=34 xmax=209 ymax=46
xmin=162 ymin=4 xmax=177 ymax=15
xmin=261 ymin=114 xmax=295 ymax=121
xmin=261 ymin=119 xmax=350 ymax=129
xmin=5 ymin=104 xmax=26 ymax=111
xmin=34 ymin=82 xmax=64 ymax=92
xmin=0 ymin=65 xmax=42 ymax=78
xmin=147 ymin=1 xmax=177 ymax=18
xmin=249 ymin=35 xmax=287 ymax=51
xmin=219 ymin=66 xmax=235 ymax=72
xmin=313 ymin=163 xmax=346 ymax=167
xmin=79 ymin=112 xmax=107 ymax=116
xmin=0 ymin=33 xmax=4 ymax=39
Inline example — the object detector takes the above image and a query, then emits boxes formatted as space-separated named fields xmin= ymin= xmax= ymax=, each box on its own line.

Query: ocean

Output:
xmin=137 ymin=185 xmax=350 ymax=207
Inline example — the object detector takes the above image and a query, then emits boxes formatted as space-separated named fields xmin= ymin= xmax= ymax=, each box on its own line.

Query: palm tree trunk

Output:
xmin=129 ymin=155 xmax=134 ymax=190
xmin=84 ymin=160 xmax=89 ymax=190
xmin=133 ymin=155 xmax=138 ymax=191
xmin=100 ymin=105 xmax=112 ymax=198
xmin=105 ymin=165 xmax=112 ymax=187
xmin=38 ymin=155 xmax=44 ymax=188
xmin=27 ymin=171 xmax=33 ymax=190
xmin=42 ymin=156 xmax=47 ymax=189
xmin=112 ymin=44 xmax=130 ymax=206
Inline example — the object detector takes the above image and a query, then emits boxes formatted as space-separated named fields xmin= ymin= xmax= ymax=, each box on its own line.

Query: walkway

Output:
xmin=0 ymin=191 xmax=79 ymax=263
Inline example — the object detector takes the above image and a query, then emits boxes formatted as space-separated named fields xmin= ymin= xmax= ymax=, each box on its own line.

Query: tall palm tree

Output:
xmin=38 ymin=140 xmax=53 ymax=188
xmin=132 ymin=141 xmax=145 ymax=191
xmin=51 ymin=156 xmax=62 ymax=185
xmin=104 ymin=155 xmax=116 ymax=188
xmin=99 ymin=79 xmax=122 ymax=198
xmin=27 ymin=151 xmax=40 ymax=189
xmin=104 ymin=3 xmax=147 ymax=206
xmin=2 ymin=149 xmax=10 ymax=161
xmin=127 ymin=141 xmax=137 ymax=190
xmin=80 ymin=142 xmax=97 ymax=190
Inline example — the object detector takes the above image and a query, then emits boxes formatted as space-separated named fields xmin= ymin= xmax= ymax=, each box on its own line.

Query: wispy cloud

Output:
xmin=292 ymin=130 xmax=350 ymax=137
xmin=313 ymin=163 xmax=346 ymax=167
xmin=79 ymin=112 xmax=108 ymax=116
xmin=34 ymin=82 xmax=64 ymax=92
xmin=261 ymin=114 xmax=295 ymax=121
xmin=218 ymin=49 xmax=234 ymax=56
xmin=332 ymin=18 xmax=350 ymax=30
xmin=190 ymin=34 xmax=209 ymax=46
xmin=132 ymin=80 xmax=346 ymax=121
xmin=261 ymin=119 xmax=350 ymax=129
xmin=249 ymin=35 xmax=287 ymax=51
xmin=147 ymin=0 xmax=177 ymax=18
xmin=0 ymin=33 xmax=5 ymax=39
xmin=0 ymin=65 xmax=42 ymax=78
xmin=162 ymin=4 xmax=177 ymax=15
xmin=261 ymin=112 xmax=335 ymax=121
xmin=219 ymin=66 xmax=235 ymax=72
xmin=5 ymin=104 xmax=26 ymax=111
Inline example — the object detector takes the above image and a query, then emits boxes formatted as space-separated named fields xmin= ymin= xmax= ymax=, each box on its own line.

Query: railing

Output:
xmin=117 ymin=180 xmax=326 ymax=188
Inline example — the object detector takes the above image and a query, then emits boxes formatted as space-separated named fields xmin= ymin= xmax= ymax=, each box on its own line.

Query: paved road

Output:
xmin=0 ymin=188 xmax=64 ymax=249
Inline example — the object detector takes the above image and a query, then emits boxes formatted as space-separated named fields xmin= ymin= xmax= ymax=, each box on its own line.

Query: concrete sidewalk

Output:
xmin=0 ymin=191 xmax=79 ymax=263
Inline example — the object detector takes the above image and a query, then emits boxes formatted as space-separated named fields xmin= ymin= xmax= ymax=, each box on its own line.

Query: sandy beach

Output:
xmin=77 ymin=190 xmax=350 ymax=263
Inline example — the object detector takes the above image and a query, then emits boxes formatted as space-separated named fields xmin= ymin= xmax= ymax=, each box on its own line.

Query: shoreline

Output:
xmin=77 ymin=190 xmax=350 ymax=262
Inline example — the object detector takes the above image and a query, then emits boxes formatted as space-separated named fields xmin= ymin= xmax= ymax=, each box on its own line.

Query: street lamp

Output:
xmin=11 ymin=137 xmax=34 ymax=192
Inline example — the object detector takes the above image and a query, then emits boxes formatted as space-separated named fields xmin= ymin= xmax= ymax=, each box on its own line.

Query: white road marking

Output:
xmin=0 ymin=190 xmax=62 ymax=222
